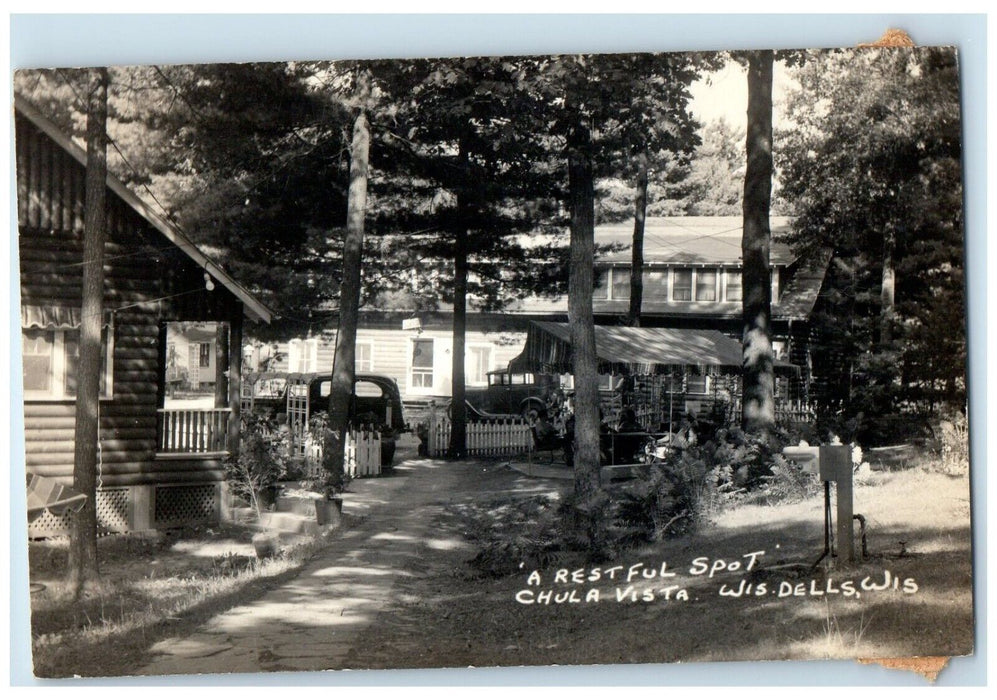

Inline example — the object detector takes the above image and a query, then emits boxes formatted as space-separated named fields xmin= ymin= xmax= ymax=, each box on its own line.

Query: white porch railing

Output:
xmin=157 ymin=408 xmax=231 ymax=454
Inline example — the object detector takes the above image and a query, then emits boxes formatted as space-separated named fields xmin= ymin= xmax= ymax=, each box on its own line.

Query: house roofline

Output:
xmin=14 ymin=95 xmax=274 ymax=324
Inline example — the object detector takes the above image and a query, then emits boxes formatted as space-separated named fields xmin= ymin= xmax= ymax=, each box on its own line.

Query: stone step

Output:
xmin=259 ymin=511 xmax=321 ymax=536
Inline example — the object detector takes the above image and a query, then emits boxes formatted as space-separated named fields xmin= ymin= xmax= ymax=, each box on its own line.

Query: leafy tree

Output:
xmin=369 ymin=57 xmax=567 ymax=458
xmin=685 ymin=118 xmax=746 ymax=216
xmin=777 ymin=46 xmax=964 ymax=442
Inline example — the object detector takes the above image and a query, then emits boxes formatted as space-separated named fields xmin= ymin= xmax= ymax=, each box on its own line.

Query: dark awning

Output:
xmin=508 ymin=321 xmax=799 ymax=376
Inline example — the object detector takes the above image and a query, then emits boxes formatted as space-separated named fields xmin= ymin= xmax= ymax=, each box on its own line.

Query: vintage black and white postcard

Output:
xmin=12 ymin=30 xmax=974 ymax=683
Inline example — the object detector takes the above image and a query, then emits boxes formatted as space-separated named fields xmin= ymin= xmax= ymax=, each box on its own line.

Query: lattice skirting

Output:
xmin=27 ymin=487 xmax=131 ymax=539
xmin=26 ymin=483 xmax=221 ymax=538
xmin=154 ymin=483 xmax=219 ymax=527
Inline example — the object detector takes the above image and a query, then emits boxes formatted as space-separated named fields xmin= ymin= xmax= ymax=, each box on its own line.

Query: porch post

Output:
xmin=227 ymin=311 xmax=243 ymax=456
xmin=156 ymin=322 xmax=168 ymax=409
xmin=215 ymin=322 xmax=229 ymax=408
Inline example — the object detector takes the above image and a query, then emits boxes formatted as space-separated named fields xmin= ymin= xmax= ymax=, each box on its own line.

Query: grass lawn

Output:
xmin=26 ymin=521 xmax=349 ymax=678
xmin=22 ymin=453 xmax=973 ymax=678
xmin=343 ymin=462 xmax=974 ymax=671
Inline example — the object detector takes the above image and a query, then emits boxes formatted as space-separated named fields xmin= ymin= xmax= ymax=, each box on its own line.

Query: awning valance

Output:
xmin=21 ymin=305 xmax=113 ymax=330
xmin=509 ymin=321 xmax=799 ymax=376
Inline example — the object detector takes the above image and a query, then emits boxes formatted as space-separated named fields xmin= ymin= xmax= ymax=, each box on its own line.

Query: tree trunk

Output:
xmin=627 ymin=149 xmax=648 ymax=327
xmin=741 ymin=50 xmax=775 ymax=434
xmin=324 ymin=107 xmax=369 ymax=495
xmin=880 ymin=225 xmax=896 ymax=346
xmin=448 ymin=222 xmax=470 ymax=458
xmin=69 ymin=67 xmax=109 ymax=594
xmin=567 ymin=112 xmax=601 ymax=502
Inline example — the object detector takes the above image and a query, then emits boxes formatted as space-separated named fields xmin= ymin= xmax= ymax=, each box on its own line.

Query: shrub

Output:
xmin=225 ymin=413 xmax=289 ymax=517
xmin=937 ymin=410 xmax=969 ymax=476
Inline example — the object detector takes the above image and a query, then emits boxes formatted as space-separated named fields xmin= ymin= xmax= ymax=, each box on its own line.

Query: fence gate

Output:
xmin=286 ymin=376 xmax=310 ymax=458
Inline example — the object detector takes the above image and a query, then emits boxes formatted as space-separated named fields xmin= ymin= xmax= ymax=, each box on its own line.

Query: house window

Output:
xmin=22 ymin=328 xmax=111 ymax=400
xmin=356 ymin=341 xmax=374 ymax=372
xmin=598 ymin=374 xmax=615 ymax=391
xmin=593 ymin=270 xmax=610 ymax=300
xmin=411 ymin=338 xmax=434 ymax=389
xmin=198 ymin=342 xmax=211 ymax=368
xmin=465 ymin=346 xmax=492 ymax=386
xmin=643 ymin=270 xmax=668 ymax=300
xmin=772 ymin=340 xmax=787 ymax=361
xmin=686 ymin=374 xmax=709 ymax=395
xmin=672 ymin=269 xmax=692 ymax=301
xmin=611 ymin=269 xmax=630 ymax=300
xmin=695 ymin=269 xmax=718 ymax=301
xmin=725 ymin=270 xmax=743 ymax=302
xmin=288 ymin=338 xmax=318 ymax=373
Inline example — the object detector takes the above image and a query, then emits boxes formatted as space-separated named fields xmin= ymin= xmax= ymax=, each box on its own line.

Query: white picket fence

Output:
xmin=301 ymin=428 xmax=382 ymax=478
xmin=427 ymin=411 xmax=532 ymax=458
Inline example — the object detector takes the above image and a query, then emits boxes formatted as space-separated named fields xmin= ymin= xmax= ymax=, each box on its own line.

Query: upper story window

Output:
xmin=725 ymin=270 xmax=743 ymax=302
xmin=593 ymin=270 xmax=610 ymax=300
xmin=672 ymin=269 xmax=693 ymax=301
xmin=695 ymin=269 xmax=718 ymax=302
xmin=611 ymin=269 xmax=630 ymax=300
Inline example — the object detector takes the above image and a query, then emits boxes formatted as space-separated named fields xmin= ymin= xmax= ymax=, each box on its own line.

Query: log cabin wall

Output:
xmin=16 ymin=111 xmax=243 ymax=537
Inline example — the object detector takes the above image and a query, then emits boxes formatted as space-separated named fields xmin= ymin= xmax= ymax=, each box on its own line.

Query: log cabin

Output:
xmin=15 ymin=96 xmax=273 ymax=538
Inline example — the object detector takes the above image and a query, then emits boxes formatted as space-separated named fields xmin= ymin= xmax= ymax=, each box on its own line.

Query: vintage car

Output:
xmin=459 ymin=368 xmax=557 ymax=421
xmin=244 ymin=372 xmax=405 ymax=466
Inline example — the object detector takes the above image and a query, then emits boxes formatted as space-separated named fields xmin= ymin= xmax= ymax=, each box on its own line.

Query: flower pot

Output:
xmin=251 ymin=532 xmax=280 ymax=559
xmin=315 ymin=497 xmax=343 ymax=527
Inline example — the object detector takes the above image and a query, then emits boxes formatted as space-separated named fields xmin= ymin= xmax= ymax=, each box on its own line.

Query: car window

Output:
xmin=355 ymin=380 xmax=384 ymax=398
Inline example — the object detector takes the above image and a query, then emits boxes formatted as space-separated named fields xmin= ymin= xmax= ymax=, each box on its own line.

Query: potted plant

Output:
xmin=225 ymin=414 xmax=289 ymax=557
xmin=308 ymin=414 xmax=350 ymax=527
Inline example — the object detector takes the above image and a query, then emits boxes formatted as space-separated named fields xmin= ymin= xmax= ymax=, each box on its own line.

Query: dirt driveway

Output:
xmin=137 ymin=454 xmax=564 ymax=677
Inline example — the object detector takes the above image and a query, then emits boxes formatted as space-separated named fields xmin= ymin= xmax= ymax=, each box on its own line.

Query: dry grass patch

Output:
xmin=27 ymin=521 xmax=346 ymax=678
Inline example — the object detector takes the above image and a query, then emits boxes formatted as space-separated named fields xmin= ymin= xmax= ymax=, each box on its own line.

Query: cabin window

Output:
xmin=725 ymin=270 xmax=743 ymax=302
xmin=672 ymin=269 xmax=692 ymax=301
xmin=411 ymin=339 xmax=434 ymax=389
xmin=22 ymin=328 xmax=111 ymax=400
xmin=356 ymin=341 xmax=374 ymax=372
xmin=465 ymin=346 xmax=492 ymax=386
xmin=695 ymin=269 xmax=718 ymax=301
